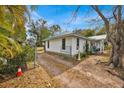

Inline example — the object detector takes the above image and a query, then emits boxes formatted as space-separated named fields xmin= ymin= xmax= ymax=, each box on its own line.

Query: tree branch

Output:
xmin=113 ymin=6 xmax=118 ymax=21
xmin=67 ymin=5 xmax=80 ymax=24
xmin=91 ymin=5 xmax=109 ymax=25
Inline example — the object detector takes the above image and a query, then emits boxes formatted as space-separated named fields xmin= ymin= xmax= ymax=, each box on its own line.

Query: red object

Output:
xmin=16 ymin=66 xmax=23 ymax=77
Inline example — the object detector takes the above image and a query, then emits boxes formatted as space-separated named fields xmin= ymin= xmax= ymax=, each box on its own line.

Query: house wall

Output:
xmin=45 ymin=36 xmax=86 ymax=56
xmin=71 ymin=37 xmax=86 ymax=56
xmin=45 ymin=36 xmax=73 ymax=55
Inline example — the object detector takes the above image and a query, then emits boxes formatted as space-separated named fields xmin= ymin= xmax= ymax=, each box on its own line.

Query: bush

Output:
xmin=0 ymin=45 xmax=35 ymax=75
xmin=75 ymin=52 xmax=87 ymax=60
xmin=105 ymin=45 xmax=112 ymax=50
xmin=86 ymin=51 xmax=92 ymax=55
xmin=80 ymin=53 xmax=86 ymax=58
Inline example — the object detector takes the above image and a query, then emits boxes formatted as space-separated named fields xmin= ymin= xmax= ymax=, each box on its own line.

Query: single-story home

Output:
xmin=43 ymin=32 xmax=106 ymax=56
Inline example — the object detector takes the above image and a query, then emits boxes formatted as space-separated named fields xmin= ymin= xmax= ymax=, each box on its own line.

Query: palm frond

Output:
xmin=0 ymin=33 xmax=22 ymax=59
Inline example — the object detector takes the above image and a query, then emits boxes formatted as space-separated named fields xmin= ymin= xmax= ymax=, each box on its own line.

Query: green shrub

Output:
xmin=75 ymin=53 xmax=87 ymax=60
xmin=80 ymin=53 xmax=86 ymax=58
xmin=105 ymin=45 xmax=112 ymax=50
xmin=0 ymin=45 xmax=35 ymax=74
xmin=86 ymin=51 xmax=92 ymax=55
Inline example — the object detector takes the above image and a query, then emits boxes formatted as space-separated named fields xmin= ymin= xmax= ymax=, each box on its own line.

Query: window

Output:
xmin=62 ymin=38 xmax=66 ymax=50
xmin=47 ymin=40 xmax=49 ymax=48
xmin=77 ymin=38 xmax=79 ymax=50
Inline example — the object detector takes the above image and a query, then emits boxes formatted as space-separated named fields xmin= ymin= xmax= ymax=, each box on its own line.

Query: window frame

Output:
xmin=77 ymin=38 xmax=79 ymax=50
xmin=62 ymin=38 xmax=66 ymax=50
xmin=47 ymin=40 xmax=49 ymax=48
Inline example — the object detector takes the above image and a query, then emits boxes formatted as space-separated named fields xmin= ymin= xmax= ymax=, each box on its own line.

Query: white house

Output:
xmin=43 ymin=32 xmax=106 ymax=56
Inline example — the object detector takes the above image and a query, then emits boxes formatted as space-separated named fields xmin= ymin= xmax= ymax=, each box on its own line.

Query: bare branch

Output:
xmin=66 ymin=5 xmax=80 ymax=24
xmin=113 ymin=6 xmax=118 ymax=21
xmin=91 ymin=5 xmax=109 ymax=25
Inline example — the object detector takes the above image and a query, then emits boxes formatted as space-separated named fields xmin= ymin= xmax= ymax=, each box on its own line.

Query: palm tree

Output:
xmin=0 ymin=5 xmax=29 ymax=59
xmin=0 ymin=33 xmax=22 ymax=59
xmin=0 ymin=5 xmax=29 ymax=32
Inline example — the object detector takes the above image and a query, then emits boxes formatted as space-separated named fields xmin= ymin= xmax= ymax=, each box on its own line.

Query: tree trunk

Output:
xmin=109 ymin=29 xmax=123 ymax=68
xmin=92 ymin=5 xmax=124 ymax=68
xmin=109 ymin=44 xmax=123 ymax=68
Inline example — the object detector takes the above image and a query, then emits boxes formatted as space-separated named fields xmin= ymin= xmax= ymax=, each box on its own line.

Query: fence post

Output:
xmin=34 ymin=35 xmax=37 ymax=68
xmin=34 ymin=45 xmax=36 ymax=68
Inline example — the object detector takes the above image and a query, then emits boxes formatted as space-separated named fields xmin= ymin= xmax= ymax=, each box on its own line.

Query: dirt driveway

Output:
xmin=37 ymin=53 xmax=124 ymax=88
xmin=37 ymin=53 xmax=74 ymax=77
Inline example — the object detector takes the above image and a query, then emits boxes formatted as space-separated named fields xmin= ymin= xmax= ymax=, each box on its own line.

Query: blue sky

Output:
xmin=30 ymin=5 xmax=113 ymax=31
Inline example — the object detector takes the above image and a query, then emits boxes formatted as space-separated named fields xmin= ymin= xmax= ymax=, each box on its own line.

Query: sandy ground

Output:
xmin=52 ymin=56 xmax=124 ymax=87
xmin=38 ymin=53 xmax=124 ymax=88
xmin=0 ymin=66 xmax=52 ymax=88
xmin=0 ymin=52 xmax=124 ymax=88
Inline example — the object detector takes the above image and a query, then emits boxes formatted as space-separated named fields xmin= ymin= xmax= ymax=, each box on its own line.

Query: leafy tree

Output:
xmin=0 ymin=33 xmax=22 ymax=59
xmin=0 ymin=5 xmax=38 ymax=75
xmin=27 ymin=19 xmax=51 ymax=46
xmin=80 ymin=29 xmax=96 ymax=37
xmin=37 ymin=28 xmax=51 ymax=46
xmin=0 ymin=5 xmax=29 ymax=32
xmin=50 ymin=24 xmax=61 ymax=35
xmin=73 ymin=29 xmax=82 ymax=34
xmin=96 ymin=27 xmax=106 ymax=35
xmin=0 ymin=5 xmax=29 ymax=59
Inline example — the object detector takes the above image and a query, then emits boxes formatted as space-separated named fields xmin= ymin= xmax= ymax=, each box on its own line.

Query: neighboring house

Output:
xmin=43 ymin=32 xmax=106 ymax=56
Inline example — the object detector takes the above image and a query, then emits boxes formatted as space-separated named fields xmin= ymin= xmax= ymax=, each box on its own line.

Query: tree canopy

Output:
xmin=96 ymin=27 xmax=106 ymax=35
xmin=50 ymin=24 xmax=61 ymax=35
xmin=73 ymin=29 xmax=96 ymax=37
xmin=80 ymin=29 xmax=96 ymax=37
xmin=0 ymin=5 xmax=29 ymax=59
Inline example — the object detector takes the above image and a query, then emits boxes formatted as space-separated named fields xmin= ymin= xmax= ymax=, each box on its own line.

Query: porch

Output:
xmin=87 ymin=40 xmax=105 ymax=54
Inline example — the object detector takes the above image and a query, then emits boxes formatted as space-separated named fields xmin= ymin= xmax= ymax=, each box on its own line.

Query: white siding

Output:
xmin=45 ymin=36 xmax=86 ymax=56
xmin=45 ymin=37 xmax=72 ymax=55
xmin=71 ymin=37 xmax=86 ymax=56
